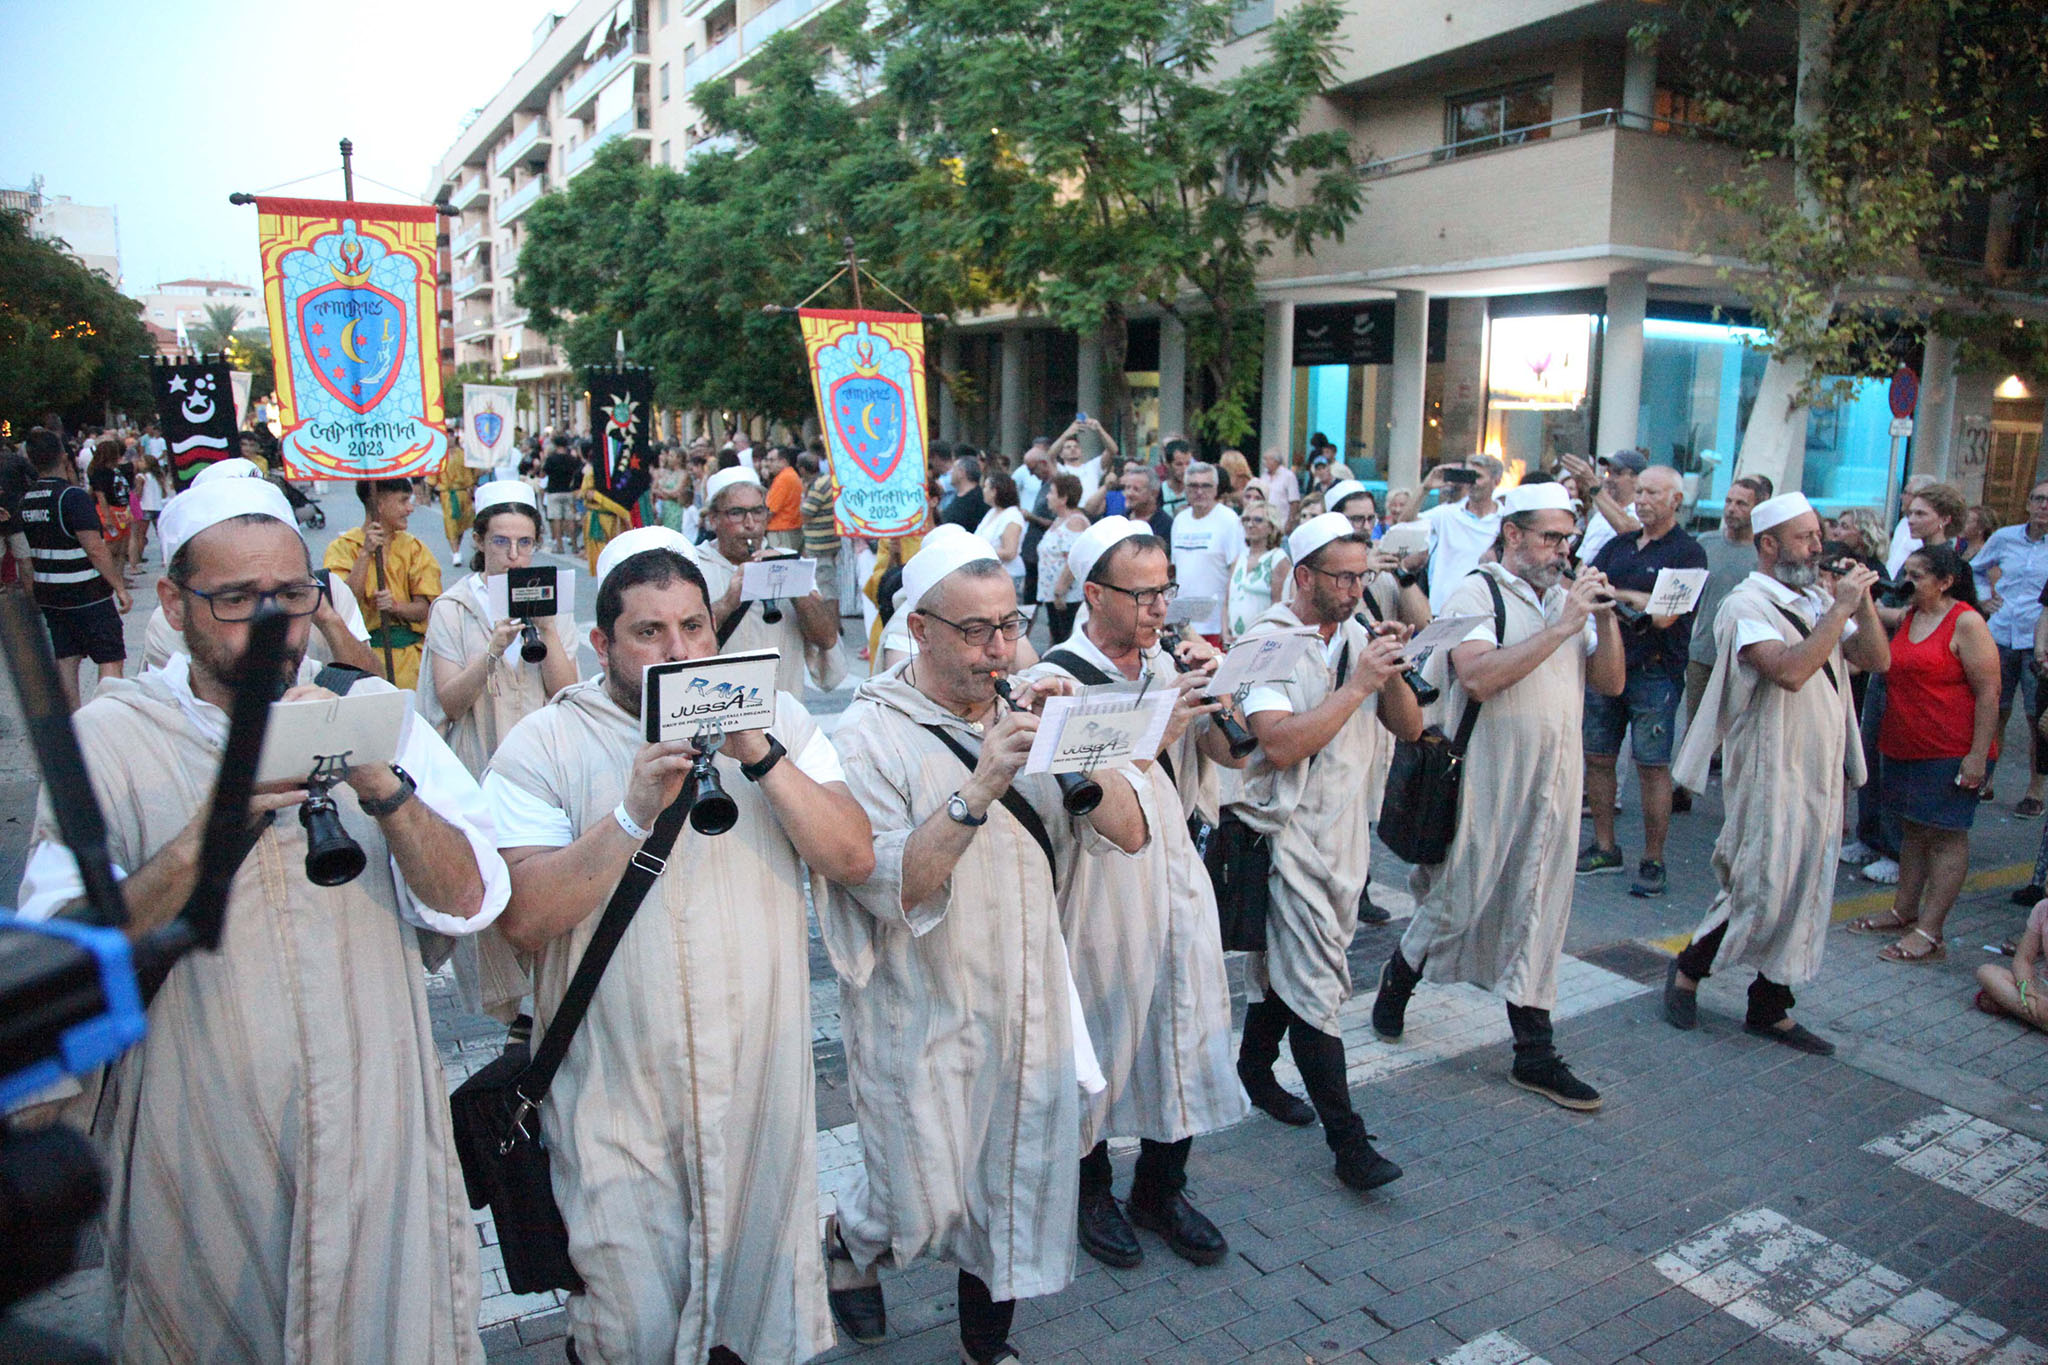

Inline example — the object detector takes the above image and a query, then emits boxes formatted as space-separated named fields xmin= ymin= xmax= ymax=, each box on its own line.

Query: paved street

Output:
xmin=8 ymin=486 xmax=2048 ymax=1363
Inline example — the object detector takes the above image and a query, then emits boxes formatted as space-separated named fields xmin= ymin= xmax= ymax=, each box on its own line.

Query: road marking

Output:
xmin=1654 ymin=1208 xmax=2042 ymax=1365
xmin=1432 ymin=1331 xmax=1554 ymax=1365
xmin=1864 ymin=1107 xmax=2048 ymax=1229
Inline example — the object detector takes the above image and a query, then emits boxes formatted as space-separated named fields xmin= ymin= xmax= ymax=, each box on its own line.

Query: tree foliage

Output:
xmin=0 ymin=208 xmax=153 ymax=431
xmin=883 ymin=0 xmax=1359 ymax=444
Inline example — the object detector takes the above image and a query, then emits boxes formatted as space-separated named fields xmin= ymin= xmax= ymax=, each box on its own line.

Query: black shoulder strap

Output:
xmin=517 ymin=785 xmax=696 ymax=1104
xmin=1448 ymin=572 xmax=1507 ymax=757
xmin=920 ymin=723 xmax=1059 ymax=878
xmin=715 ymin=598 xmax=753 ymax=648
xmin=1358 ymin=589 xmax=1385 ymax=623
xmin=1768 ymin=602 xmax=1841 ymax=693
xmin=313 ymin=662 xmax=374 ymax=695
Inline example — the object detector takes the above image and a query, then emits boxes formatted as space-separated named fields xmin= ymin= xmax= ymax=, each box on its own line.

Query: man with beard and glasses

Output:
xmin=1667 ymin=493 xmax=1889 ymax=1054
xmin=485 ymin=526 xmax=871 ymax=1363
xmin=1373 ymin=483 xmax=1624 ymax=1109
xmin=16 ymin=475 xmax=507 ymax=1363
xmin=1231 ymin=512 xmax=1424 ymax=1194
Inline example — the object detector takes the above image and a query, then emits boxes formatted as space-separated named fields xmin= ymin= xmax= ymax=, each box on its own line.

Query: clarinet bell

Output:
xmin=519 ymin=621 xmax=547 ymax=663
xmin=688 ymin=752 xmax=739 ymax=835
xmin=1216 ymin=710 xmax=1259 ymax=760
xmin=1402 ymin=668 xmax=1441 ymax=707
xmin=1055 ymin=769 xmax=1103 ymax=816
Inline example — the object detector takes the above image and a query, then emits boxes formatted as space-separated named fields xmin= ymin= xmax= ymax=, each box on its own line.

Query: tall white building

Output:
xmin=2 ymin=176 xmax=122 ymax=286
xmin=133 ymin=279 xmax=260 ymax=340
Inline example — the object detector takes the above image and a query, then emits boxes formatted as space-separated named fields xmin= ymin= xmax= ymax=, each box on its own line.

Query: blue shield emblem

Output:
xmin=296 ymin=280 xmax=408 ymax=416
xmin=472 ymin=411 xmax=503 ymax=449
xmin=828 ymin=374 xmax=908 ymax=482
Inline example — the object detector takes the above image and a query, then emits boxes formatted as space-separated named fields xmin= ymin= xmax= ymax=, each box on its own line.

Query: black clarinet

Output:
xmin=1171 ymin=632 xmax=1257 ymax=759
xmin=1354 ymin=612 xmax=1441 ymax=705
xmin=992 ymin=676 xmax=1102 ymax=815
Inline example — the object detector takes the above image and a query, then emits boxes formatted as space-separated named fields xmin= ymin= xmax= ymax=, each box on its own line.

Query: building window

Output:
xmin=1229 ymin=0 xmax=1274 ymax=38
xmin=658 ymin=0 xmax=668 ymax=24
xmin=661 ymin=140 xmax=672 ymax=165
xmin=660 ymin=62 xmax=671 ymax=101
xmin=1443 ymin=78 xmax=1554 ymax=157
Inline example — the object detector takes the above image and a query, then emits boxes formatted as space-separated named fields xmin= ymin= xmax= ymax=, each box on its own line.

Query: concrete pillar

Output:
xmin=1595 ymin=270 xmax=1648 ymax=460
xmin=1622 ymin=41 xmax=1657 ymax=126
xmin=1388 ymin=289 xmax=1429 ymax=492
xmin=938 ymin=332 xmax=960 ymax=442
xmin=1913 ymin=331 xmax=1960 ymax=481
xmin=1259 ymin=298 xmax=1295 ymax=464
xmin=1076 ymin=335 xmax=1105 ymax=457
xmin=998 ymin=328 xmax=1027 ymax=461
xmin=1158 ymin=314 xmax=1188 ymax=440
xmin=1439 ymin=298 xmax=1487 ymax=461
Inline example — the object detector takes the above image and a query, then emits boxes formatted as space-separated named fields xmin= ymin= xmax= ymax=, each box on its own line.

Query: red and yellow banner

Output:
xmin=799 ymin=308 xmax=929 ymax=537
xmin=257 ymin=196 xmax=446 ymax=480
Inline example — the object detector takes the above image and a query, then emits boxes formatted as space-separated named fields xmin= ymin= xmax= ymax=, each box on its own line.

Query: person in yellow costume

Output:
xmin=325 ymin=479 xmax=442 ymax=688
xmin=580 ymin=456 xmax=635 ymax=577
xmin=429 ymin=440 xmax=480 ymax=565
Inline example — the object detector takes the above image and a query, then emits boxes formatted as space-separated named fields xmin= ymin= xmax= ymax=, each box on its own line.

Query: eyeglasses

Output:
xmin=183 ymin=580 xmax=325 ymax=621
xmin=488 ymin=535 xmax=540 ymax=554
xmin=1306 ymin=567 xmax=1369 ymax=589
xmin=917 ymin=610 xmax=1031 ymax=646
xmin=1099 ymin=581 xmax=1179 ymax=609
xmin=720 ymin=505 xmax=769 ymax=521
xmin=1521 ymin=529 xmax=1574 ymax=547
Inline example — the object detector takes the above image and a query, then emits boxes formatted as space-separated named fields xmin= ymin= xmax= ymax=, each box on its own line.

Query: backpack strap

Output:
xmin=1447 ymin=571 xmax=1508 ymax=758
xmin=1768 ymin=602 xmax=1841 ymax=693
xmin=313 ymin=663 xmax=374 ymax=695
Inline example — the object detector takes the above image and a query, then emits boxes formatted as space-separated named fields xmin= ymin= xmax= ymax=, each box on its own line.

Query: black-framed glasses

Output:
xmin=917 ymin=610 xmax=1030 ymax=646
xmin=1100 ymin=581 xmax=1179 ymax=609
xmin=719 ymin=504 xmax=769 ymax=521
xmin=1519 ymin=529 xmax=1574 ymax=547
xmin=184 ymin=580 xmax=326 ymax=622
xmin=1306 ymin=566 xmax=1369 ymax=590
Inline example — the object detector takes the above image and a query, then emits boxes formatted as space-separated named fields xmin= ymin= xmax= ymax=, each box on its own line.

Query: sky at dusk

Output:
xmin=0 ymin=0 xmax=564 ymax=294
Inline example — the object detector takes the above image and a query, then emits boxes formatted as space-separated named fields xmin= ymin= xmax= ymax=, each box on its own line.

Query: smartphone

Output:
xmin=1442 ymin=467 xmax=1478 ymax=486
xmin=1075 ymin=412 xmax=1089 ymax=424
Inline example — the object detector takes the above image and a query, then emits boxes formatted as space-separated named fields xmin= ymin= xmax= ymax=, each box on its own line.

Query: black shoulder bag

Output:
xmin=1378 ymin=572 xmax=1506 ymax=868
xmin=448 ymin=784 xmax=697 ymax=1294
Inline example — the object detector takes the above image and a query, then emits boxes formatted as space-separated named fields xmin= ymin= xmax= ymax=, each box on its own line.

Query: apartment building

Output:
xmin=938 ymin=1 xmax=2046 ymax=521
xmin=3 ymin=176 xmax=122 ymax=286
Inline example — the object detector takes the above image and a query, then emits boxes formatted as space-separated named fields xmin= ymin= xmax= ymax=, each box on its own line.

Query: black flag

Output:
xmin=149 ymin=357 xmax=240 ymax=490
xmin=585 ymin=365 xmax=654 ymax=503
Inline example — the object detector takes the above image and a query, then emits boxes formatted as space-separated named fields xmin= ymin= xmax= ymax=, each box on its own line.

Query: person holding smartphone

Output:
xmin=1393 ymin=456 xmax=1505 ymax=615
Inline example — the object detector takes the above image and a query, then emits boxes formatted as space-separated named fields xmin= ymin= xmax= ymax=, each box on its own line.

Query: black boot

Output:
xmin=1127 ymin=1138 xmax=1227 ymax=1266
xmin=1238 ymin=996 xmax=1315 ymax=1125
xmin=1372 ymin=947 xmax=1423 ymax=1042
xmin=1075 ymin=1141 xmax=1142 ymax=1268
xmin=1358 ymin=878 xmax=1391 ymax=926
xmin=823 ymin=1214 xmax=886 ymax=1344
xmin=1506 ymin=1003 xmax=1602 ymax=1111
xmin=1289 ymin=1016 xmax=1403 ymax=1191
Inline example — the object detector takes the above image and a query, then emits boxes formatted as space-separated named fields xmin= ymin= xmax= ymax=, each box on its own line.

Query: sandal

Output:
xmin=1846 ymin=909 xmax=1918 ymax=935
xmin=2017 ymin=797 xmax=2046 ymax=818
xmin=1879 ymin=928 xmax=1946 ymax=963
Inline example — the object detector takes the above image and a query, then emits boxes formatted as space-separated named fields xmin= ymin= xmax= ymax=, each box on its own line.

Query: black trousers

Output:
xmin=1238 ymin=994 xmax=1364 ymax=1147
xmin=1079 ymin=1136 xmax=1191 ymax=1203
xmin=958 ymin=1269 xmax=1016 ymax=1363
xmin=1675 ymin=922 xmax=1796 ymax=1027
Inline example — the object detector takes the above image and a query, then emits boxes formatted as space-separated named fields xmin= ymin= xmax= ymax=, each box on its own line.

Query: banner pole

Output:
xmin=340 ymin=138 xmax=355 ymax=202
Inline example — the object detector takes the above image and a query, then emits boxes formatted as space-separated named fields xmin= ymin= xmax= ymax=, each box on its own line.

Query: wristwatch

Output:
xmin=1393 ymin=569 xmax=1419 ymax=589
xmin=946 ymin=792 xmax=988 ymax=826
xmin=741 ymin=734 xmax=787 ymax=782
xmin=356 ymin=764 xmax=417 ymax=818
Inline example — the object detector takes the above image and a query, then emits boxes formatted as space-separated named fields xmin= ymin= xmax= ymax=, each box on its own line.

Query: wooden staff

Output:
xmin=372 ymin=544 xmax=395 ymax=681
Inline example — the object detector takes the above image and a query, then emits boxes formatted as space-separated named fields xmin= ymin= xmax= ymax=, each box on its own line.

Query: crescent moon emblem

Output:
xmin=860 ymin=403 xmax=878 ymax=440
xmin=340 ymin=318 xmax=364 ymax=364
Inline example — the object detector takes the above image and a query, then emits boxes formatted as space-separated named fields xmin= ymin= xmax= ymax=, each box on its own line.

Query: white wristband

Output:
xmin=613 ymin=802 xmax=652 ymax=841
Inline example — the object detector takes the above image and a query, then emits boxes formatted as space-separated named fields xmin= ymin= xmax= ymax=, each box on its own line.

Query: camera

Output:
xmin=1877 ymin=577 xmax=1916 ymax=609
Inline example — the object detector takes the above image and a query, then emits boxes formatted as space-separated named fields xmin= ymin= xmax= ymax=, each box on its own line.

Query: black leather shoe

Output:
xmin=1663 ymin=958 xmax=1698 ymax=1031
xmin=1127 ymin=1189 xmax=1228 ymax=1266
xmin=1745 ymin=1020 xmax=1836 ymax=1055
xmin=1237 ymin=1061 xmax=1316 ymax=1126
xmin=1332 ymin=1132 xmax=1404 ymax=1192
xmin=824 ymin=1216 xmax=887 ymax=1344
xmin=1358 ymin=880 xmax=1391 ymax=925
xmin=1510 ymin=1056 xmax=1604 ymax=1111
xmin=1077 ymin=1189 xmax=1143 ymax=1269
xmin=1372 ymin=954 xmax=1415 ymax=1042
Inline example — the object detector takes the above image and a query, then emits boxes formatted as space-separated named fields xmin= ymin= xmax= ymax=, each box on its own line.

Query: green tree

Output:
xmin=225 ymin=328 xmax=274 ymax=412
xmin=0 ymin=207 xmax=153 ymax=430
xmin=191 ymin=301 xmax=244 ymax=357
xmin=1642 ymin=0 xmax=2047 ymax=487
xmin=884 ymin=0 xmax=1360 ymax=446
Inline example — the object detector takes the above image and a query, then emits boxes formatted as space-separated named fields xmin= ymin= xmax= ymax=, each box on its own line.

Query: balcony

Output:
xmin=685 ymin=131 xmax=740 ymax=164
xmin=451 ymin=172 xmax=487 ymax=211
xmin=452 ymin=223 xmax=484 ymax=256
xmin=563 ymin=33 xmax=649 ymax=119
xmin=455 ymin=312 xmax=496 ymax=344
xmin=564 ymin=106 xmax=652 ymax=180
xmin=500 ymin=117 xmax=552 ymax=170
xmin=683 ymin=29 xmax=740 ymax=93
xmin=741 ymin=0 xmax=829 ymax=54
xmin=498 ymin=174 xmax=549 ymax=225
xmin=454 ymin=269 xmax=492 ymax=299
xmin=506 ymin=344 xmax=569 ymax=380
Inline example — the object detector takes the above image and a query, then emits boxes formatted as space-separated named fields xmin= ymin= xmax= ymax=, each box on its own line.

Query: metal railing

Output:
xmin=500 ymin=117 xmax=552 ymax=168
xmin=564 ymin=106 xmax=651 ymax=179
xmin=1353 ymin=106 xmax=1721 ymax=178
xmin=498 ymin=174 xmax=548 ymax=223
xmin=563 ymin=31 xmax=649 ymax=116
xmin=683 ymin=28 xmax=740 ymax=92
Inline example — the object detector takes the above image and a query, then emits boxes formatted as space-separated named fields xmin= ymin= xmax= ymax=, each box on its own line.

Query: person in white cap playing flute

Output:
xmin=697 ymin=464 xmax=843 ymax=697
xmin=1666 ymin=491 xmax=1889 ymax=1053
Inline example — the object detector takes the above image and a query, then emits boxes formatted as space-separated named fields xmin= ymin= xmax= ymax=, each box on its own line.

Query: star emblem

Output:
xmin=317 ymin=347 xmax=331 ymax=359
xmin=311 ymin=323 xmax=324 ymax=336
xmin=168 ymin=375 xmax=187 ymax=394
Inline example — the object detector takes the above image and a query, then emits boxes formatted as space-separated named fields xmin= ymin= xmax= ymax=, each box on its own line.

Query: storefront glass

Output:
xmin=1483 ymin=313 xmax=1594 ymax=481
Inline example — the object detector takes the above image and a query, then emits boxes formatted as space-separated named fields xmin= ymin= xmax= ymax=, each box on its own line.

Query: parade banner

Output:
xmin=256 ymin=196 xmax=446 ymax=481
xmin=148 ymin=357 xmax=240 ymax=490
xmin=463 ymin=383 xmax=518 ymax=470
xmin=585 ymin=365 xmax=653 ymax=495
xmin=799 ymin=309 xmax=929 ymax=537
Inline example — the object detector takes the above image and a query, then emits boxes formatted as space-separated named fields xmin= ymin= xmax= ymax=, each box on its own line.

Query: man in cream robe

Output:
xmin=1376 ymin=483 xmax=1624 ymax=1109
xmin=1231 ymin=513 xmax=1423 ymax=1193
xmin=1023 ymin=518 xmax=1250 ymax=1272
xmin=484 ymin=528 xmax=874 ymax=1364
xmin=1667 ymin=493 xmax=1888 ymax=1053
xmin=697 ymin=465 xmax=843 ymax=696
xmin=18 ymin=480 xmax=507 ymax=1364
xmin=820 ymin=526 xmax=1150 ymax=1365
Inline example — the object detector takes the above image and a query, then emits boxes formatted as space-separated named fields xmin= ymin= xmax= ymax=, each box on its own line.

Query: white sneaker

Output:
xmin=1862 ymin=857 xmax=1901 ymax=884
xmin=1838 ymin=840 xmax=1874 ymax=864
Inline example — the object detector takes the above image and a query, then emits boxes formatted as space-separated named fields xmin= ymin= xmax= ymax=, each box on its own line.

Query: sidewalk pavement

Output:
xmin=8 ymin=486 xmax=2048 ymax=1361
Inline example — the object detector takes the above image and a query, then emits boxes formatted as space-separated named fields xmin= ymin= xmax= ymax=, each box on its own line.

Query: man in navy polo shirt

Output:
xmin=1577 ymin=465 xmax=1706 ymax=896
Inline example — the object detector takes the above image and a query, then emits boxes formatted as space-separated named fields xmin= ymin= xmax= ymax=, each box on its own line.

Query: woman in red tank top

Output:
xmin=1869 ymin=544 xmax=1998 ymax=963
